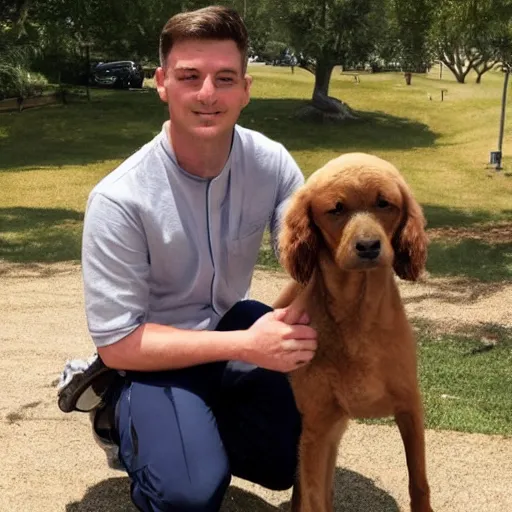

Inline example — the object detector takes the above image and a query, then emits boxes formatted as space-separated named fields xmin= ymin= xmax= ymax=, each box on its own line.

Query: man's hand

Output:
xmin=239 ymin=307 xmax=317 ymax=373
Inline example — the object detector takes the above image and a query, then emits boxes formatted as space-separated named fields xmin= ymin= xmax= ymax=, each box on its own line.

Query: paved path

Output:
xmin=1 ymin=265 xmax=511 ymax=511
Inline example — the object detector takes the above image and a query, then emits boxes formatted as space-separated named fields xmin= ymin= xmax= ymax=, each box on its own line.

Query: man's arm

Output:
xmin=83 ymin=192 xmax=316 ymax=373
xmin=98 ymin=323 xmax=248 ymax=371
xmin=269 ymin=145 xmax=305 ymax=258
xmin=99 ymin=309 xmax=316 ymax=373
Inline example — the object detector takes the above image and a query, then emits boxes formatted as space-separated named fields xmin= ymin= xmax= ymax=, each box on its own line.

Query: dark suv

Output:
xmin=92 ymin=61 xmax=144 ymax=89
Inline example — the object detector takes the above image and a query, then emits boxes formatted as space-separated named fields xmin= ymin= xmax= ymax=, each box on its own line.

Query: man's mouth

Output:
xmin=193 ymin=111 xmax=222 ymax=117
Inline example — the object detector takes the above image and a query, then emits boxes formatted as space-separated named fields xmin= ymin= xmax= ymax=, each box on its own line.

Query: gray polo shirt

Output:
xmin=82 ymin=122 xmax=304 ymax=348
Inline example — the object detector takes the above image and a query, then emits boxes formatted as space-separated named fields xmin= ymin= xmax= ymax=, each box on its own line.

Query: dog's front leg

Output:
xmin=395 ymin=404 xmax=433 ymax=512
xmin=290 ymin=477 xmax=302 ymax=512
xmin=272 ymin=279 xmax=302 ymax=309
xmin=291 ymin=416 xmax=347 ymax=512
xmin=323 ymin=417 xmax=348 ymax=510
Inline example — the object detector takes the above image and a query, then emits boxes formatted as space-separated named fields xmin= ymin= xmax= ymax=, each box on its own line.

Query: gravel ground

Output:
xmin=1 ymin=263 xmax=511 ymax=511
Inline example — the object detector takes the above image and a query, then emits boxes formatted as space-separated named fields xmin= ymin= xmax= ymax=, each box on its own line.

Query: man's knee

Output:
xmin=216 ymin=300 xmax=272 ymax=332
xmin=228 ymin=419 xmax=299 ymax=492
xmin=133 ymin=463 xmax=231 ymax=511
xmin=256 ymin=448 xmax=298 ymax=491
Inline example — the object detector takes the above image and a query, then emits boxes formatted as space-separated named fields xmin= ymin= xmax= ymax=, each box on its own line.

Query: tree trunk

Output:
xmin=313 ymin=60 xmax=334 ymax=98
xmin=474 ymin=60 xmax=497 ymax=84
xmin=85 ymin=44 xmax=91 ymax=102
xmin=440 ymin=50 xmax=475 ymax=84
xmin=295 ymin=59 xmax=356 ymax=122
xmin=440 ymin=57 xmax=466 ymax=83
xmin=439 ymin=46 xmax=486 ymax=84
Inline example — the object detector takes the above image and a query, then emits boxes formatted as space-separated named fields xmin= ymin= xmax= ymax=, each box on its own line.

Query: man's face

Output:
xmin=155 ymin=39 xmax=251 ymax=140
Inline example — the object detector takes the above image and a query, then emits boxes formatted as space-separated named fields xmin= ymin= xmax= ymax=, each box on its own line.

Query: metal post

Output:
xmin=85 ymin=43 xmax=91 ymax=102
xmin=496 ymin=67 xmax=510 ymax=170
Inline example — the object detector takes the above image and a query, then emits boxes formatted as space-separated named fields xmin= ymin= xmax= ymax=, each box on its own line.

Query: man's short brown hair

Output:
xmin=159 ymin=5 xmax=249 ymax=72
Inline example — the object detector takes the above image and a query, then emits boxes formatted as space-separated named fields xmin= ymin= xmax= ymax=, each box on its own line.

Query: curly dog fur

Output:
xmin=274 ymin=153 xmax=433 ymax=512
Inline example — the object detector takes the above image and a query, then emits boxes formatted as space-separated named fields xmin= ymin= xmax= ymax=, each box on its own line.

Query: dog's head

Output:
xmin=279 ymin=153 xmax=428 ymax=285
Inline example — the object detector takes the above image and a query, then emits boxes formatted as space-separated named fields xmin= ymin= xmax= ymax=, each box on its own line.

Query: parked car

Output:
xmin=92 ymin=61 xmax=144 ymax=89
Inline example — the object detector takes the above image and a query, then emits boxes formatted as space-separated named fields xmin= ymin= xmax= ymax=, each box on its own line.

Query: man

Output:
xmin=78 ymin=6 xmax=317 ymax=511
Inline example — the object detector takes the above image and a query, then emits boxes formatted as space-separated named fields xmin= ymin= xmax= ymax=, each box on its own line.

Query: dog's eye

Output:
xmin=327 ymin=202 xmax=344 ymax=215
xmin=377 ymin=198 xmax=390 ymax=209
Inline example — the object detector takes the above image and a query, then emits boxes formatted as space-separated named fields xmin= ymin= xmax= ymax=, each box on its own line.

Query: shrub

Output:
xmin=0 ymin=43 xmax=49 ymax=100
xmin=0 ymin=67 xmax=49 ymax=100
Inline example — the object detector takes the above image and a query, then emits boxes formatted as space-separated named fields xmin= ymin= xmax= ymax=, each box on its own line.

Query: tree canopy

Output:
xmin=2 ymin=0 xmax=512 ymax=109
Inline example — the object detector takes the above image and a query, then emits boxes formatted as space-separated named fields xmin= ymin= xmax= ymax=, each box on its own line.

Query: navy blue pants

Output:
xmin=116 ymin=300 xmax=302 ymax=511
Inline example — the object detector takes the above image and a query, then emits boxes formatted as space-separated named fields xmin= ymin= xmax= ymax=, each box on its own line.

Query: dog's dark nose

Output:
xmin=355 ymin=239 xmax=381 ymax=260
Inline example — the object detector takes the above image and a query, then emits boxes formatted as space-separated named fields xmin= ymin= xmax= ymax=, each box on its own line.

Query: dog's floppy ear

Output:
xmin=392 ymin=181 xmax=428 ymax=281
xmin=278 ymin=188 xmax=318 ymax=285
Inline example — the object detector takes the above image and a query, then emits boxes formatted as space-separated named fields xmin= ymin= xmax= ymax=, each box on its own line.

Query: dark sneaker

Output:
xmin=90 ymin=395 xmax=125 ymax=471
xmin=57 ymin=354 xmax=120 ymax=413
xmin=57 ymin=354 xmax=125 ymax=470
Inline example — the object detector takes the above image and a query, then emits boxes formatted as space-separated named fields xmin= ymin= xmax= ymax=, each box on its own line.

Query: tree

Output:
xmin=388 ymin=0 xmax=434 ymax=81
xmin=472 ymin=48 xmax=499 ymax=83
xmin=277 ymin=0 xmax=386 ymax=121
xmin=0 ymin=0 xmax=45 ymax=98
xmin=225 ymin=0 xmax=283 ymax=58
xmin=429 ymin=0 xmax=512 ymax=84
xmin=472 ymin=2 xmax=512 ymax=83
xmin=429 ymin=0 xmax=477 ymax=83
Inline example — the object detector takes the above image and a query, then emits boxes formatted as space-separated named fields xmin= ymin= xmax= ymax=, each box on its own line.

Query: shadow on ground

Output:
xmin=427 ymin=238 xmax=512 ymax=282
xmin=412 ymin=317 xmax=512 ymax=342
xmin=423 ymin=205 xmax=512 ymax=229
xmin=65 ymin=468 xmax=399 ymax=512
xmin=0 ymin=92 xmax=436 ymax=171
xmin=0 ymin=89 xmax=166 ymax=171
xmin=259 ymin=208 xmax=512 ymax=282
xmin=65 ymin=477 xmax=134 ymax=512
xmin=1 ymin=204 xmax=511 ymax=283
xmin=403 ymin=279 xmax=511 ymax=308
xmin=240 ymin=100 xmax=438 ymax=155
xmin=0 ymin=207 xmax=83 ymax=263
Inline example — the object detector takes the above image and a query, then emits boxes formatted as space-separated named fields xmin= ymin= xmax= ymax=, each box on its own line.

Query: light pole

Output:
xmin=80 ymin=41 xmax=93 ymax=103
xmin=491 ymin=66 xmax=510 ymax=170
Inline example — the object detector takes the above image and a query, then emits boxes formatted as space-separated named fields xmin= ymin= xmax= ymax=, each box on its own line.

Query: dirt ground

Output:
xmin=1 ymin=263 xmax=511 ymax=512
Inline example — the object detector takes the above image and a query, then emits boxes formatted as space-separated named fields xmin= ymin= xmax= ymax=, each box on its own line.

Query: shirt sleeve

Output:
xmin=82 ymin=192 xmax=150 ymax=348
xmin=269 ymin=145 xmax=305 ymax=258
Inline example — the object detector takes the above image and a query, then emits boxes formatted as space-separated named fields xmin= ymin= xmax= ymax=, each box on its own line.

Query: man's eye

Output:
xmin=218 ymin=77 xmax=234 ymax=84
xmin=327 ymin=202 xmax=344 ymax=215
xmin=180 ymin=75 xmax=198 ymax=81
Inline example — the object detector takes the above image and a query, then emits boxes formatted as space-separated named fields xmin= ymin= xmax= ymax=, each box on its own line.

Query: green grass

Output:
xmin=419 ymin=329 xmax=512 ymax=436
xmin=428 ymin=238 xmax=512 ymax=281
xmin=1 ymin=67 xmax=511 ymax=436
xmin=0 ymin=207 xmax=83 ymax=262
xmin=245 ymin=65 xmax=512 ymax=213
xmin=1 ymin=66 xmax=511 ymax=280
xmin=257 ymin=229 xmax=512 ymax=283
xmin=362 ymin=326 xmax=512 ymax=436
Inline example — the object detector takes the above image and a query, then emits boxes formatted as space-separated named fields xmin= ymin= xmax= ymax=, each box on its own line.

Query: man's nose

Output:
xmin=197 ymin=76 xmax=217 ymax=104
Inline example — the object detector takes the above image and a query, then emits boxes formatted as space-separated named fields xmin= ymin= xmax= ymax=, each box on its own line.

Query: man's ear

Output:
xmin=155 ymin=67 xmax=168 ymax=103
xmin=242 ymin=74 xmax=252 ymax=108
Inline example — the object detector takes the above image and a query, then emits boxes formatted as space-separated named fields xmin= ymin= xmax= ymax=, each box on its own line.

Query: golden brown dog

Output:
xmin=274 ymin=153 xmax=433 ymax=512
